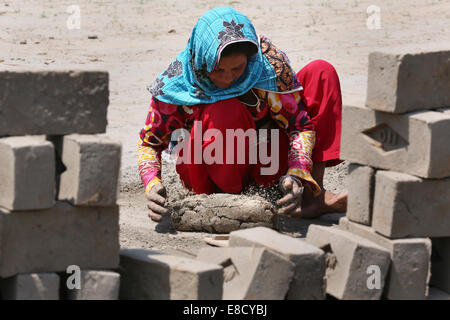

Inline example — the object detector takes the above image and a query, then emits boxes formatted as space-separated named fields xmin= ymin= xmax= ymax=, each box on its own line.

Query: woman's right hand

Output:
xmin=146 ymin=182 xmax=169 ymax=222
xmin=276 ymin=176 xmax=304 ymax=218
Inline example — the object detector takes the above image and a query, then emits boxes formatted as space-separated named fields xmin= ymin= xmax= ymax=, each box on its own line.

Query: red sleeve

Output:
xmin=137 ymin=97 xmax=186 ymax=193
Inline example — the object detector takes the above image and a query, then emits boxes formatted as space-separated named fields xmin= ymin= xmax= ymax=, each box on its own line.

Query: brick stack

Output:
xmin=305 ymin=50 xmax=450 ymax=300
xmin=118 ymin=227 xmax=327 ymax=300
xmin=0 ymin=70 xmax=122 ymax=300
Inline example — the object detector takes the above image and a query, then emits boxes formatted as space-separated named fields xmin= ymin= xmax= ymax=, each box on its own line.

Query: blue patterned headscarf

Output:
xmin=147 ymin=7 xmax=299 ymax=106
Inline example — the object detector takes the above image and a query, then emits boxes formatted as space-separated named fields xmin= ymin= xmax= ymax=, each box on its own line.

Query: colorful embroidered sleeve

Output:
xmin=254 ymin=89 xmax=321 ymax=196
xmin=137 ymin=141 xmax=162 ymax=195
xmin=137 ymin=97 xmax=187 ymax=195
xmin=287 ymin=130 xmax=321 ymax=196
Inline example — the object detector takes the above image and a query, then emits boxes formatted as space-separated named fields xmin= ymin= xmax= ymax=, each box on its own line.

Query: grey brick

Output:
xmin=0 ymin=70 xmax=108 ymax=136
xmin=0 ymin=273 xmax=59 ymax=300
xmin=64 ymin=270 xmax=120 ymax=300
xmin=346 ymin=164 xmax=375 ymax=225
xmin=339 ymin=217 xmax=431 ymax=299
xmin=228 ymin=227 xmax=326 ymax=300
xmin=0 ymin=136 xmax=55 ymax=211
xmin=57 ymin=134 xmax=121 ymax=206
xmin=196 ymin=247 xmax=294 ymax=300
xmin=372 ymin=170 xmax=450 ymax=238
xmin=366 ymin=50 xmax=450 ymax=114
xmin=0 ymin=202 xmax=120 ymax=278
xmin=341 ymin=105 xmax=450 ymax=178
xmin=306 ymin=225 xmax=390 ymax=300
xmin=119 ymin=249 xmax=223 ymax=300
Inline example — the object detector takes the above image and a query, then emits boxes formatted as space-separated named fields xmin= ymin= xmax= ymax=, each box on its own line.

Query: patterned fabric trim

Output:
xmin=254 ymin=89 xmax=313 ymax=131
xmin=288 ymin=130 xmax=315 ymax=168
xmin=145 ymin=177 xmax=162 ymax=195
xmin=287 ymin=130 xmax=322 ymax=196
xmin=287 ymin=168 xmax=321 ymax=196
xmin=218 ymin=19 xmax=245 ymax=45
xmin=137 ymin=137 xmax=162 ymax=191
xmin=259 ymin=35 xmax=299 ymax=92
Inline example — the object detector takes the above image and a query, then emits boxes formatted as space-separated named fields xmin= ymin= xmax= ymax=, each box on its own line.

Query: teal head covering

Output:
xmin=147 ymin=7 xmax=299 ymax=106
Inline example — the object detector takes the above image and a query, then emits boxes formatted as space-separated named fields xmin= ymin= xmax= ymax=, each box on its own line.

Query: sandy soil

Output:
xmin=2 ymin=0 xmax=449 ymax=256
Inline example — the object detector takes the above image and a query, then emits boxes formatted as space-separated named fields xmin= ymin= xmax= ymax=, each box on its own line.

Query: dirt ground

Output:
xmin=2 ymin=0 xmax=449 ymax=256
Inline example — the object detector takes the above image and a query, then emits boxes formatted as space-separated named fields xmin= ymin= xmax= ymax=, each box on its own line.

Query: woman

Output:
xmin=137 ymin=7 xmax=347 ymax=222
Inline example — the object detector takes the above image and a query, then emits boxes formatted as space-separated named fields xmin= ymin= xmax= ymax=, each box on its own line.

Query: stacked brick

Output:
xmin=118 ymin=227 xmax=327 ymax=300
xmin=0 ymin=70 xmax=122 ymax=300
xmin=305 ymin=50 xmax=450 ymax=299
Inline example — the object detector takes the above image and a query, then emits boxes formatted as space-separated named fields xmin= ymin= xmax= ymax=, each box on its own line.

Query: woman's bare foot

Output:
xmin=300 ymin=189 xmax=348 ymax=219
xmin=325 ymin=190 xmax=348 ymax=212
xmin=294 ymin=161 xmax=348 ymax=219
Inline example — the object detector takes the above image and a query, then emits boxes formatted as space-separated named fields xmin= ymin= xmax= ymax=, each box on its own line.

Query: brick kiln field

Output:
xmin=1 ymin=0 xmax=449 ymax=300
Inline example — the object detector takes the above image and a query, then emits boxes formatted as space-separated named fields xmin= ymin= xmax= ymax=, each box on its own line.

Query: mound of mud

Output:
xmin=161 ymin=154 xmax=281 ymax=233
xmin=170 ymin=193 xmax=277 ymax=233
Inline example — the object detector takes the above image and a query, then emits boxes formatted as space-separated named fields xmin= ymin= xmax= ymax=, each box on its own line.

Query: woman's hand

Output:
xmin=276 ymin=176 xmax=304 ymax=218
xmin=146 ymin=182 xmax=169 ymax=222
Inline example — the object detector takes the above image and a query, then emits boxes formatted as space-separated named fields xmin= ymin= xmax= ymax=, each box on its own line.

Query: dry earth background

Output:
xmin=2 ymin=0 xmax=449 ymax=257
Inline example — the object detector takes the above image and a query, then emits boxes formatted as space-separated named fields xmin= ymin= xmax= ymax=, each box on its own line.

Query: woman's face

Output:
xmin=209 ymin=53 xmax=247 ymax=89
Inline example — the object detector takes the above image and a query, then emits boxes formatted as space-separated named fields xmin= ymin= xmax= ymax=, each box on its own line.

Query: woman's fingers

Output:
xmin=146 ymin=183 xmax=167 ymax=200
xmin=148 ymin=191 xmax=166 ymax=206
xmin=292 ymin=179 xmax=301 ymax=195
xmin=281 ymin=178 xmax=293 ymax=193
xmin=147 ymin=200 xmax=168 ymax=215
xmin=277 ymin=198 xmax=301 ymax=216
xmin=154 ymin=183 xmax=167 ymax=197
xmin=145 ymin=182 xmax=168 ymax=222
xmin=276 ymin=192 xmax=296 ymax=207
xmin=148 ymin=209 xmax=163 ymax=222
xmin=277 ymin=179 xmax=303 ymax=207
xmin=277 ymin=178 xmax=304 ymax=216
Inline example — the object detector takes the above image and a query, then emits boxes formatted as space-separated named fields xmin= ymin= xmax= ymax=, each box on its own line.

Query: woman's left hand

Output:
xmin=276 ymin=176 xmax=304 ymax=218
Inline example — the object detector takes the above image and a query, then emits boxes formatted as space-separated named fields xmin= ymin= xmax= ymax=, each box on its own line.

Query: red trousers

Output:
xmin=176 ymin=60 xmax=342 ymax=194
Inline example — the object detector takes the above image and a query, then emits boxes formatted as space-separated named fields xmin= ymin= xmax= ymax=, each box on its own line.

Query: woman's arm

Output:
xmin=137 ymin=141 xmax=163 ymax=195
xmin=255 ymin=89 xmax=321 ymax=196
xmin=286 ymin=129 xmax=321 ymax=196
xmin=137 ymin=97 xmax=184 ymax=195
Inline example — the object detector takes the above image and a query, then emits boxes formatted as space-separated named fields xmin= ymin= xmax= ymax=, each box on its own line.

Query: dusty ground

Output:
xmin=2 ymin=0 xmax=449 ymax=256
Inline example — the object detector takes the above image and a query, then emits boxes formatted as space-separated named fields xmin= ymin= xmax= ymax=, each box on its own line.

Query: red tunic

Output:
xmin=137 ymin=59 xmax=342 ymax=195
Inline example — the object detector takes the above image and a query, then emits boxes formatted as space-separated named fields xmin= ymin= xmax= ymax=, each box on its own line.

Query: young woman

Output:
xmin=137 ymin=7 xmax=347 ymax=222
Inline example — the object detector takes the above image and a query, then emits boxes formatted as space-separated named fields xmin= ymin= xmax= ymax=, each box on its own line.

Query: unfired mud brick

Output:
xmin=196 ymin=247 xmax=294 ymax=300
xmin=338 ymin=218 xmax=431 ymax=300
xmin=0 ymin=273 xmax=60 ymax=300
xmin=0 ymin=70 xmax=109 ymax=136
xmin=57 ymin=134 xmax=121 ymax=206
xmin=341 ymin=105 xmax=450 ymax=179
xmin=63 ymin=270 xmax=120 ymax=300
xmin=0 ymin=202 xmax=120 ymax=278
xmin=306 ymin=225 xmax=390 ymax=300
xmin=119 ymin=249 xmax=223 ymax=300
xmin=346 ymin=164 xmax=375 ymax=226
xmin=366 ymin=50 xmax=450 ymax=114
xmin=0 ymin=136 xmax=55 ymax=211
xmin=229 ymin=227 xmax=326 ymax=300
xmin=372 ymin=170 xmax=450 ymax=238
